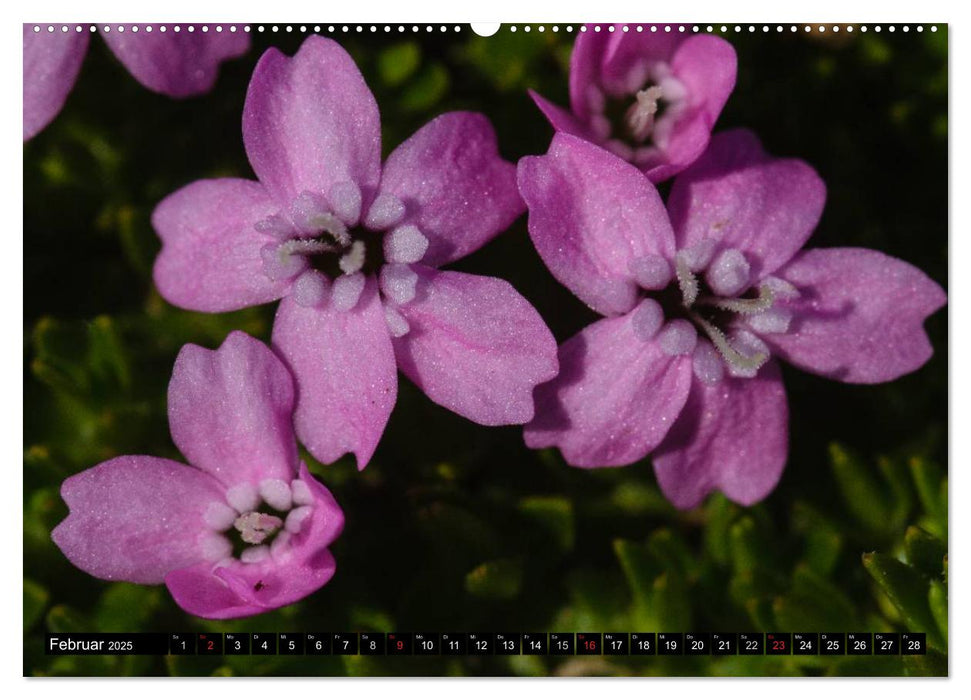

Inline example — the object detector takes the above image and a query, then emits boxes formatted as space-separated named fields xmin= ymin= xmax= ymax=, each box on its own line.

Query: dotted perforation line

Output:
xmin=29 ymin=23 xmax=942 ymax=35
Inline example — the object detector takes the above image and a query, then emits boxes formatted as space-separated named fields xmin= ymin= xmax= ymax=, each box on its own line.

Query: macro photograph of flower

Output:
xmin=23 ymin=22 xmax=947 ymax=677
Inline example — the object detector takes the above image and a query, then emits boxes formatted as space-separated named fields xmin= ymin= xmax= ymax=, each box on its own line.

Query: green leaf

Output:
xmin=399 ymin=64 xmax=449 ymax=113
xmin=928 ymin=578 xmax=947 ymax=647
xmin=903 ymin=526 xmax=947 ymax=577
xmin=791 ymin=502 xmax=843 ymax=576
xmin=24 ymin=579 xmax=49 ymax=631
xmin=518 ymin=495 xmax=574 ymax=552
xmin=653 ymin=573 xmax=691 ymax=631
xmin=46 ymin=604 xmax=88 ymax=633
xmin=909 ymin=456 xmax=947 ymax=538
xmin=862 ymin=553 xmax=943 ymax=651
xmin=95 ymin=583 xmax=161 ymax=631
xmin=830 ymin=443 xmax=893 ymax=533
xmin=465 ymin=558 xmax=523 ymax=600
xmin=378 ymin=42 xmax=421 ymax=86
xmin=613 ymin=539 xmax=659 ymax=607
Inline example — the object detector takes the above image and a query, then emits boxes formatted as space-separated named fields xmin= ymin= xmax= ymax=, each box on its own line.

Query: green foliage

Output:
xmin=23 ymin=26 xmax=947 ymax=677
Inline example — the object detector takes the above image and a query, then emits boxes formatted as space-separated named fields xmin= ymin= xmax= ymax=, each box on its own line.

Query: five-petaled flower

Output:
xmin=518 ymin=130 xmax=946 ymax=509
xmin=22 ymin=23 xmax=250 ymax=140
xmin=52 ymin=332 xmax=344 ymax=619
xmin=152 ymin=36 xmax=559 ymax=469
xmin=530 ymin=23 xmax=736 ymax=183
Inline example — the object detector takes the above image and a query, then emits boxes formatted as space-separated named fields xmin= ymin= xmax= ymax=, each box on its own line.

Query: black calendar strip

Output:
xmin=46 ymin=632 xmax=928 ymax=657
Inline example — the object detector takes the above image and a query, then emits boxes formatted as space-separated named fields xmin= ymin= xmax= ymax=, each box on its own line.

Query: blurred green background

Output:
xmin=23 ymin=24 xmax=948 ymax=676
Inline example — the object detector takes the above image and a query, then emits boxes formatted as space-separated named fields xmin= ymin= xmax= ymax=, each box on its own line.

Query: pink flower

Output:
xmin=518 ymin=130 xmax=946 ymax=509
xmin=23 ymin=24 xmax=250 ymax=140
xmin=51 ymin=332 xmax=344 ymax=619
xmin=152 ymin=36 xmax=559 ymax=468
xmin=530 ymin=24 xmax=736 ymax=182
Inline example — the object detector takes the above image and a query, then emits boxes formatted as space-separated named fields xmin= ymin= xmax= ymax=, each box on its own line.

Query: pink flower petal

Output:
xmin=529 ymin=89 xmax=592 ymax=139
xmin=518 ymin=133 xmax=677 ymax=316
xmin=600 ymin=27 xmax=681 ymax=93
xmin=152 ymin=178 xmax=291 ymax=312
xmin=165 ymin=464 xmax=343 ymax=619
xmin=667 ymin=129 xmax=827 ymax=279
xmin=568 ymin=25 xmax=611 ymax=119
xmin=653 ymin=360 xmax=789 ymax=509
xmin=22 ymin=26 xmax=89 ymax=140
xmin=670 ymin=34 xmax=736 ymax=131
xmin=524 ymin=312 xmax=693 ymax=467
xmin=100 ymin=24 xmax=249 ymax=98
xmin=272 ymin=278 xmax=397 ymax=468
xmin=641 ymin=108 xmax=714 ymax=184
xmin=392 ymin=266 xmax=559 ymax=425
xmin=51 ymin=456 xmax=225 ymax=584
xmin=242 ymin=36 xmax=382 ymax=206
xmin=377 ymin=112 xmax=523 ymax=267
xmin=768 ymin=248 xmax=946 ymax=383
xmin=168 ymin=332 xmax=299 ymax=488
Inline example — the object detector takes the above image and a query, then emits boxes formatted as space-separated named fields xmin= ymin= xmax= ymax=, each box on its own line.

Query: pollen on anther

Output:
xmin=658 ymin=319 xmax=698 ymax=356
xmin=240 ymin=545 xmax=271 ymax=564
xmin=285 ymin=506 xmax=314 ymax=534
xmin=204 ymin=501 xmax=238 ymax=531
xmin=706 ymin=248 xmax=750 ymax=297
xmin=331 ymin=272 xmax=366 ymax=311
xmin=692 ymin=339 xmax=724 ymax=385
xmin=629 ymin=254 xmax=672 ymax=290
xmin=364 ymin=192 xmax=406 ymax=230
xmin=226 ymin=483 xmax=260 ymax=513
xmin=339 ymin=240 xmax=367 ymax=274
xmin=293 ymin=270 xmax=330 ymax=308
xmin=385 ymin=224 xmax=429 ymax=264
xmin=380 ymin=263 xmax=418 ymax=305
xmin=259 ymin=479 xmax=293 ymax=511
xmin=631 ymin=298 xmax=664 ymax=341
xmin=291 ymin=478 xmax=314 ymax=506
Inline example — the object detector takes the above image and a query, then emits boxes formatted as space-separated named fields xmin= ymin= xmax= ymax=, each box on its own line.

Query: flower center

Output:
xmin=199 ymin=477 xmax=318 ymax=566
xmin=592 ymin=61 xmax=688 ymax=166
xmin=628 ymin=243 xmax=799 ymax=384
xmin=255 ymin=183 xmax=430 ymax=335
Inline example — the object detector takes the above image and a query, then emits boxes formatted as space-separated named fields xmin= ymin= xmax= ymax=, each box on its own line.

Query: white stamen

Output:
xmin=626 ymin=85 xmax=664 ymax=142
xmin=331 ymin=272 xmax=366 ymax=312
xmin=629 ymin=254 xmax=672 ymax=290
xmin=291 ymin=479 xmax=314 ymax=506
xmin=234 ymin=511 xmax=284 ymax=545
xmin=204 ymin=501 xmax=238 ymax=531
xmin=289 ymin=191 xmax=333 ymax=234
xmin=329 ymin=181 xmax=363 ymax=226
xmin=285 ymin=506 xmax=314 ymax=534
xmin=631 ymin=298 xmax=664 ymax=341
xmin=674 ymin=252 xmax=699 ymax=307
xmin=658 ymin=319 xmax=697 ymax=356
xmin=261 ymin=243 xmax=310 ymax=282
xmin=380 ymin=263 xmax=419 ymax=305
xmin=226 ymin=483 xmax=259 ymax=513
xmin=338 ymin=240 xmax=367 ymax=274
xmin=748 ymin=308 xmax=792 ymax=335
xmin=681 ymin=239 xmax=717 ymax=272
xmin=763 ymin=275 xmax=800 ymax=301
xmin=259 ymin=479 xmax=293 ymax=512
xmin=692 ymin=314 xmax=769 ymax=378
xmin=270 ymin=531 xmax=292 ymax=560
xmin=384 ymin=224 xmax=429 ymax=264
xmin=240 ymin=545 xmax=271 ymax=564
xmin=707 ymin=248 xmax=751 ymax=297
xmin=255 ymin=213 xmax=294 ymax=239
xmin=364 ymin=193 xmax=406 ymax=230
xmin=726 ymin=331 xmax=771 ymax=378
xmin=278 ymin=239 xmax=336 ymax=257
xmin=699 ymin=283 xmax=775 ymax=315
xmin=692 ymin=339 xmax=724 ymax=385
xmin=292 ymin=269 xmax=331 ymax=308
xmin=200 ymin=533 xmax=233 ymax=562
xmin=384 ymin=304 xmax=410 ymax=337
xmin=308 ymin=212 xmax=351 ymax=247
